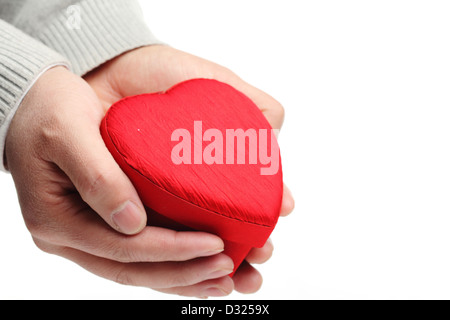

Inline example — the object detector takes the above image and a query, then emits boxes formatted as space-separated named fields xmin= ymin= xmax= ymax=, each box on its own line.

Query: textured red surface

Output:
xmin=101 ymin=79 xmax=283 ymax=274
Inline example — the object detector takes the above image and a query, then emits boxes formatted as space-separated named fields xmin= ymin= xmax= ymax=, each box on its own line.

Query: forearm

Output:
xmin=1 ymin=0 xmax=163 ymax=76
xmin=0 ymin=19 xmax=70 ymax=171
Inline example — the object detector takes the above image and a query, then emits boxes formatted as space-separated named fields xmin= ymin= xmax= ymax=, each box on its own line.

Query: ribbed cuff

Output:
xmin=35 ymin=0 xmax=163 ymax=76
xmin=0 ymin=20 xmax=70 ymax=172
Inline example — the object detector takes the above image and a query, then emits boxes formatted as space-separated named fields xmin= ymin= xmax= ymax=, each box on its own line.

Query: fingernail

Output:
xmin=112 ymin=201 xmax=145 ymax=234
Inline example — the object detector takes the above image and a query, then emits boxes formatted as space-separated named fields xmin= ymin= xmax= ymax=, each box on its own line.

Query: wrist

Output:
xmin=2 ymin=64 xmax=70 ymax=172
xmin=3 ymin=66 xmax=73 ymax=172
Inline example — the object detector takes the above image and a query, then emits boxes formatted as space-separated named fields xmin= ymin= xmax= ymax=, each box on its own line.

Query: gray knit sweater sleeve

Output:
xmin=2 ymin=0 xmax=162 ymax=76
xmin=0 ymin=0 xmax=162 ymax=171
xmin=0 ymin=19 xmax=70 ymax=171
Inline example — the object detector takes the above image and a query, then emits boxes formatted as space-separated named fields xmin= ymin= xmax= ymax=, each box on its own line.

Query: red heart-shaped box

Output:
xmin=100 ymin=79 xmax=283 ymax=275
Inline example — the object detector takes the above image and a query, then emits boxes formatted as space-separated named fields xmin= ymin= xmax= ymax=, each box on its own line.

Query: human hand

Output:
xmin=85 ymin=45 xmax=296 ymax=295
xmin=5 ymin=66 xmax=234 ymax=298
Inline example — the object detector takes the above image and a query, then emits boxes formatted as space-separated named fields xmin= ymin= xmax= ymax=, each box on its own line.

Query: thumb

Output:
xmin=52 ymin=117 xmax=147 ymax=235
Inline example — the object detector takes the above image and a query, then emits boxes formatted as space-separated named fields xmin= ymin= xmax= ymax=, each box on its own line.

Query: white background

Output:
xmin=1 ymin=0 xmax=450 ymax=299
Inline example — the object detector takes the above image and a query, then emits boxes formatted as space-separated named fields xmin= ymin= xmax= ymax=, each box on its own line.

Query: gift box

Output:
xmin=101 ymin=79 xmax=283 ymax=275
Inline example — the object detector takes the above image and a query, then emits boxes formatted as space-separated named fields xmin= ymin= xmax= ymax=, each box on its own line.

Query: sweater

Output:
xmin=0 ymin=0 xmax=162 ymax=171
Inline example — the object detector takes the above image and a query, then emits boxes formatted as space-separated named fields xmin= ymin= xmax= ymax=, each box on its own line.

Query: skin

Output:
xmin=5 ymin=45 xmax=295 ymax=298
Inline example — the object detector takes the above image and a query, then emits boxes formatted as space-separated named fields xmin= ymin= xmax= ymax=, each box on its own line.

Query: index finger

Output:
xmin=50 ymin=208 xmax=225 ymax=263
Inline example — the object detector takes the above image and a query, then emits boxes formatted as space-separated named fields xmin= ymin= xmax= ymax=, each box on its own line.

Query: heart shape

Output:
xmin=100 ymin=79 xmax=283 ymax=275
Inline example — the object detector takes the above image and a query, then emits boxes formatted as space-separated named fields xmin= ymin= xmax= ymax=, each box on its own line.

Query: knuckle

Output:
xmin=208 ymin=62 xmax=235 ymax=81
xmin=102 ymin=239 xmax=137 ymax=263
xmin=218 ymin=65 xmax=235 ymax=77
xmin=35 ymin=115 xmax=65 ymax=155
xmin=273 ymin=102 xmax=285 ymax=122
xmin=148 ymin=230 xmax=180 ymax=262
xmin=22 ymin=207 xmax=60 ymax=243
xmin=32 ymin=237 xmax=55 ymax=254
xmin=114 ymin=266 xmax=136 ymax=286
xmin=24 ymin=214 xmax=47 ymax=239
xmin=168 ymin=264 xmax=193 ymax=287
xmin=158 ymin=232 xmax=177 ymax=253
xmin=81 ymin=170 xmax=112 ymax=199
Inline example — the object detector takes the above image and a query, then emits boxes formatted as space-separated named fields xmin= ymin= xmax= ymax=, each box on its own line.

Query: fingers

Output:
xmin=158 ymin=277 xmax=234 ymax=298
xmin=232 ymin=262 xmax=263 ymax=294
xmin=246 ymin=239 xmax=274 ymax=264
xmin=35 ymin=205 xmax=225 ymax=263
xmin=281 ymin=183 xmax=295 ymax=217
xmin=35 ymin=239 xmax=234 ymax=297
xmin=36 ymin=234 xmax=261 ymax=297
xmin=95 ymin=46 xmax=287 ymax=130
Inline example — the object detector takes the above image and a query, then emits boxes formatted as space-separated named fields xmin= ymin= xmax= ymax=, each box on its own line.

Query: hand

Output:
xmin=5 ymin=66 xmax=233 ymax=298
xmin=85 ymin=45 xmax=296 ymax=295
